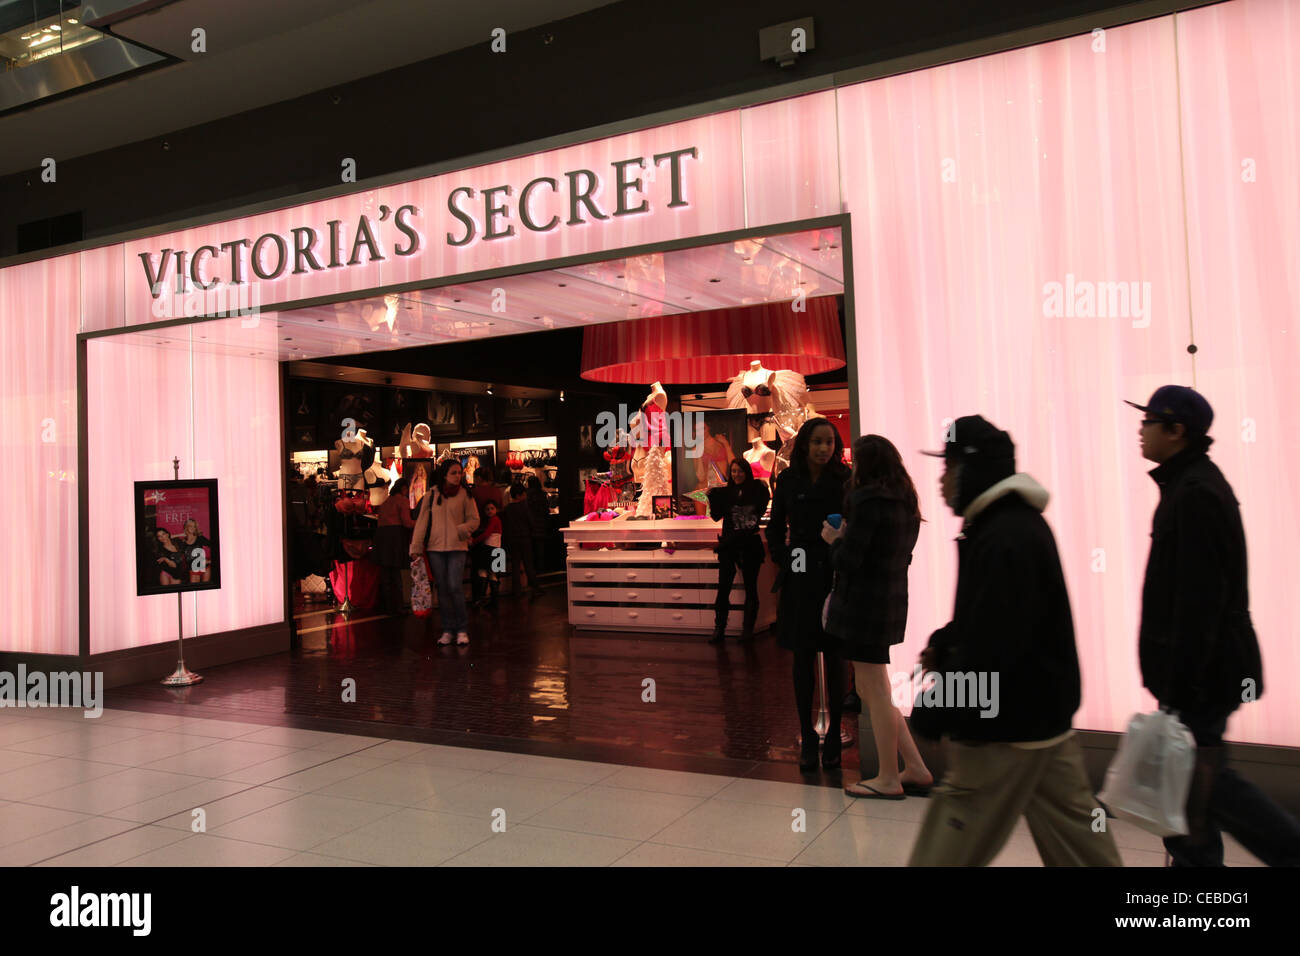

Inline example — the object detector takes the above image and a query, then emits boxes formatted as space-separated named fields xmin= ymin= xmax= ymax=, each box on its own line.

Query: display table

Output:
xmin=562 ymin=515 xmax=778 ymax=635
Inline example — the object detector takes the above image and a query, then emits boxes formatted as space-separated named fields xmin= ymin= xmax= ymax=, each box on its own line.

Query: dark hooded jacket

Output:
xmin=912 ymin=473 xmax=1082 ymax=743
xmin=1139 ymin=446 xmax=1262 ymax=716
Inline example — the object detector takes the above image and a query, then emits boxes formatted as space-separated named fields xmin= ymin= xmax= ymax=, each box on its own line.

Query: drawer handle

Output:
xmin=671 ymin=592 xmax=683 ymax=601
xmin=627 ymin=592 xmax=638 ymax=599
xmin=584 ymin=591 xmax=595 ymax=599
xmin=584 ymin=571 xmax=596 ymax=579
xmin=585 ymin=611 xmax=597 ymax=618
xmin=625 ymin=572 xmax=638 ymax=579
xmin=670 ymin=572 xmax=683 ymax=579
xmin=672 ymin=613 xmax=684 ymax=620
xmin=628 ymin=611 xmax=639 ymax=618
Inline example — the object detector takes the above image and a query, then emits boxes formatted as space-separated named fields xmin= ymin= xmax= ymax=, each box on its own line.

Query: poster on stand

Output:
xmin=674 ymin=408 xmax=746 ymax=516
xmin=134 ymin=480 xmax=222 ymax=596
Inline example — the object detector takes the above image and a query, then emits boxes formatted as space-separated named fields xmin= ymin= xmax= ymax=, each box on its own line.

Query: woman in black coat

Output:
xmin=706 ymin=457 xmax=770 ymax=644
xmin=822 ymin=434 xmax=933 ymax=799
xmin=768 ymin=417 xmax=851 ymax=771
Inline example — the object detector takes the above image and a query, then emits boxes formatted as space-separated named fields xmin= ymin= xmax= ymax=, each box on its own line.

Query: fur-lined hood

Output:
xmin=962 ymin=473 xmax=1049 ymax=526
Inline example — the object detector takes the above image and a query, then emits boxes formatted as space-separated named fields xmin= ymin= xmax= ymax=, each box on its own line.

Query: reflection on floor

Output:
xmin=0 ymin=707 xmax=1213 ymax=867
xmin=110 ymin=587 xmax=854 ymax=787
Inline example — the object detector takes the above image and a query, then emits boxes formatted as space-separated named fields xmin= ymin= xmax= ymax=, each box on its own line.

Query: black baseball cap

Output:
xmin=1124 ymin=385 xmax=1213 ymax=436
xmin=920 ymin=415 xmax=1015 ymax=463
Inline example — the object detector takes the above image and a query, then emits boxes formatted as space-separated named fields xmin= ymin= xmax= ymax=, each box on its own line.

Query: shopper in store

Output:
xmin=525 ymin=474 xmax=549 ymax=575
xmin=472 ymin=465 xmax=504 ymax=516
xmin=768 ymin=417 xmax=851 ymax=771
xmin=1125 ymin=386 xmax=1300 ymax=866
xmin=501 ymin=483 xmax=544 ymax=597
xmin=706 ymin=457 xmax=770 ymax=644
xmin=821 ymin=435 xmax=933 ymax=798
xmin=469 ymin=499 xmax=503 ymax=609
xmin=907 ymin=415 xmax=1121 ymax=866
xmin=375 ymin=476 xmax=415 ymax=616
xmin=410 ymin=459 xmax=480 ymax=645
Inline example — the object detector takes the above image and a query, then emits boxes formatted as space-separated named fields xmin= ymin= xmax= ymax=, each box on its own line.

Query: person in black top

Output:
xmin=501 ymin=484 xmax=544 ymax=597
xmin=706 ymin=457 xmax=770 ymax=644
xmin=768 ymin=417 xmax=851 ymax=772
xmin=821 ymin=434 xmax=932 ymax=799
xmin=1127 ymin=386 xmax=1298 ymax=866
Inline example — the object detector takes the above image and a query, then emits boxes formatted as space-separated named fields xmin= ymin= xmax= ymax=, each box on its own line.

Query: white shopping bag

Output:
xmin=1097 ymin=710 xmax=1196 ymax=837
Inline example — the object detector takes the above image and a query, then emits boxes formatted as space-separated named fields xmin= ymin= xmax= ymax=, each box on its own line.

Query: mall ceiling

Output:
xmin=0 ymin=0 xmax=619 ymax=174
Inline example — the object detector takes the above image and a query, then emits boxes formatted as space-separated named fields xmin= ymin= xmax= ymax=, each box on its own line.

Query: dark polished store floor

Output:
xmin=109 ymin=584 xmax=865 ymax=788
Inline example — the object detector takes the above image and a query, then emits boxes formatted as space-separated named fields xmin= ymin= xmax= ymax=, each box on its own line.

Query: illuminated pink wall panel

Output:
xmin=740 ymin=90 xmax=841 ymax=226
xmin=86 ymin=335 xmax=282 ymax=652
xmin=0 ymin=256 xmax=80 ymax=654
xmin=87 ymin=337 xmax=196 ymax=652
xmin=80 ymin=244 xmax=124 ymax=333
xmin=837 ymin=17 xmax=1215 ymax=738
xmin=190 ymin=346 xmax=284 ymax=635
xmin=1175 ymin=0 xmax=1300 ymax=745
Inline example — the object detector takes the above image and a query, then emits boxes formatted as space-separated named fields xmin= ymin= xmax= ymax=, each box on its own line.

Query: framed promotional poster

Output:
xmin=320 ymin=384 xmax=382 ymax=446
xmin=403 ymin=459 xmax=436 ymax=511
xmin=383 ymin=387 xmax=427 ymax=446
xmin=426 ymin=391 xmax=461 ymax=436
xmin=652 ymin=495 xmax=673 ymax=520
xmin=501 ymin=397 xmax=546 ymax=424
xmin=463 ymin=394 xmax=494 ymax=435
xmin=134 ymin=480 xmax=222 ymax=596
xmin=674 ymin=408 xmax=746 ymax=516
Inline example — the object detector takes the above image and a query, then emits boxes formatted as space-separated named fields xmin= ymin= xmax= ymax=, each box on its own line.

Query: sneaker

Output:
xmin=438 ymin=631 xmax=453 ymax=645
xmin=455 ymin=631 xmax=470 ymax=646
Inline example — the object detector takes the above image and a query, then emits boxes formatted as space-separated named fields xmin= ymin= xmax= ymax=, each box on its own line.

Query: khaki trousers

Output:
xmin=908 ymin=735 xmax=1122 ymax=867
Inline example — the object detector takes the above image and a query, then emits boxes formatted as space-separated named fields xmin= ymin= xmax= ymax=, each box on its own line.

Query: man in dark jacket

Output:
xmin=908 ymin=415 xmax=1120 ymax=866
xmin=1127 ymin=385 xmax=1299 ymax=866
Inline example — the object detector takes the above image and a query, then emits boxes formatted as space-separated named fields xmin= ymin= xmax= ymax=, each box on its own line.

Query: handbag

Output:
xmin=1097 ymin=709 xmax=1196 ymax=837
xmin=410 ymin=554 xmax=435 ymax=617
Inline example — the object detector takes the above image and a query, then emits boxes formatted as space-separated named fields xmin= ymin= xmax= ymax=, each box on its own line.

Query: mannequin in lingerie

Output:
xmin=726 ymin=361 xmax=816 ymax=480
xmin=633 ymin=381 xmax=672 ymax=518
xmin=743 ymin=436 xmax=777 ymax=489
xmin=335 ymin=429 xmax=373 ymax=491
xmin=364 ymin=456 xmax=392 ymax=508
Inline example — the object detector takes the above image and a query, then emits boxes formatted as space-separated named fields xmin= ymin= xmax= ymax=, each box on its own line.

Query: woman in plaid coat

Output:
xmin=822 ymin=435 xmax=933 ymax=800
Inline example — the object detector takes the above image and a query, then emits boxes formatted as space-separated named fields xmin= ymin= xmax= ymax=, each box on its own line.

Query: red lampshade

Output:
xmin=580 ymin=297 xmax=845 ymax=383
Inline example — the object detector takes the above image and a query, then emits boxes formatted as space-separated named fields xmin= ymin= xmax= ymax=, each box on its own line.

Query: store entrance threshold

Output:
xmin=105 ymin=587 xmax=863 ymax=787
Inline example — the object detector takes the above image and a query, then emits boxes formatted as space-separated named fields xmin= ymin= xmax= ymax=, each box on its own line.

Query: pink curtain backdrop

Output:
xmin=87 ymin=335 xmax=282 ymax=653
xmin=1 ymin=0 xmax=1295 ymax=745
xmin=0 ymin=256 xmax=80 ymax=654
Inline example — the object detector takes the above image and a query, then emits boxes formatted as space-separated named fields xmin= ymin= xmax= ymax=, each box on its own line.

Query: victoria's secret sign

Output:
xmin=139 ymin=147 xmax=698 ymax=299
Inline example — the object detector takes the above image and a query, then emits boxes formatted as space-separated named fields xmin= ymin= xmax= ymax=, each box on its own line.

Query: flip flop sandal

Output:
xmin=845 ymin=782 xmax=905 ymax=801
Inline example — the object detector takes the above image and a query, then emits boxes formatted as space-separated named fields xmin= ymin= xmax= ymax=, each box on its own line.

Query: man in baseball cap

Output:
xmin=1126 ymin=386 xmax=1299 ymax=866
xmin=908 ymin=414 xmax=1120 ymax=866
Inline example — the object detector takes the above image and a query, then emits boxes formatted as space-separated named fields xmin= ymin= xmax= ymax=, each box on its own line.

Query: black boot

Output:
xmin=799 ymin=736 xmax=820 ymax=772
xmin=486 ymin=578 xmax=499 ymax=609
xmin=822 ymin=731 xmax=842 ymax=770
xmin=740 ymin=603 xmax=757 ymax=642
xmin=708 ymin=618 xmax=726 ymax=644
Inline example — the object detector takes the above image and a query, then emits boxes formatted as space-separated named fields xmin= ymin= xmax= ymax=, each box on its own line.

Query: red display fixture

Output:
xmin=579 ymin=296 xmax=845 ymax=384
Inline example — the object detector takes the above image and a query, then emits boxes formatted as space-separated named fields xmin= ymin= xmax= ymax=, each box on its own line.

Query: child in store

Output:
xmin=469 ymin=499 xmax=503 ymax=609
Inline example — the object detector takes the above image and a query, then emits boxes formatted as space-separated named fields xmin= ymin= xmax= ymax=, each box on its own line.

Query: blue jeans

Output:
xmin=426 ymin=551 xmax=468 ymax=634
xmin=1164 ymin=713 xmax=1300 ymax=867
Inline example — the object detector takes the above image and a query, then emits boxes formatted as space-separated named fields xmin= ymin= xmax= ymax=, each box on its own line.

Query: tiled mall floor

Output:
xmin=0 ymin=707 xmax=1262 ymax=867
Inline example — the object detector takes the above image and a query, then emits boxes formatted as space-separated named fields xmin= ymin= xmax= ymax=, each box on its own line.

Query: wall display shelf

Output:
xmin=562 ymin=515 xmax=777 ymax=635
